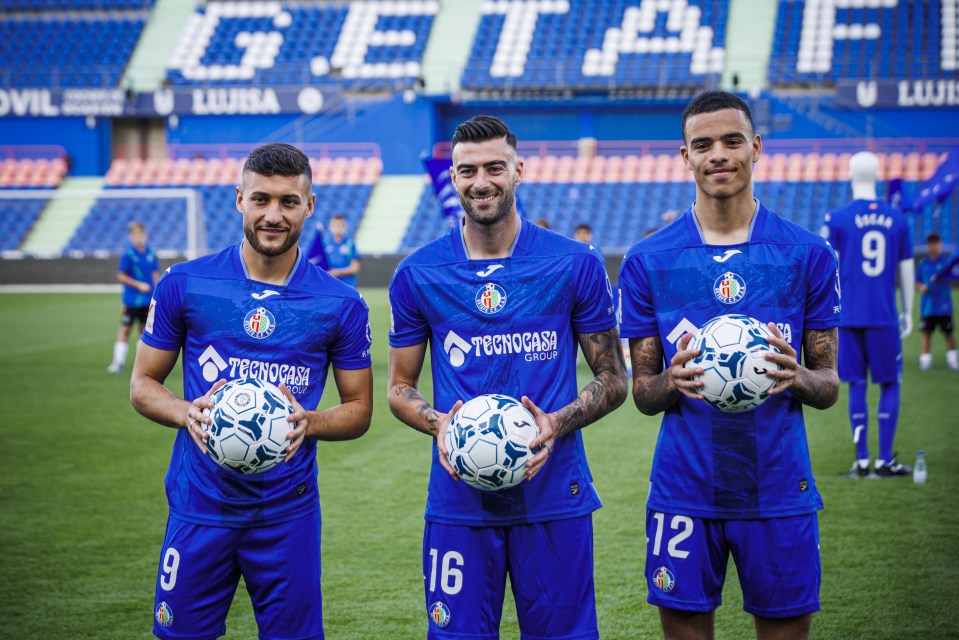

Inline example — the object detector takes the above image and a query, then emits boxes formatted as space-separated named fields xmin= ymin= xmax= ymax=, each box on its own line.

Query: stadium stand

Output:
xmin=461 ymin=0 xmax=728 ymax=93
xmin=166 ymin=0 xmax=438 ymax=91
xmin=0 ymin=0 xmax=153 ymax=8
xmin=65 ymin=155 xmax=382 ymax=255
xmin=0 ymin=15 xmax=145 ymax=87
xmin=400 ymin=149 xmax=958 ymax=253
xmin=769 ymin=0 xmax=957 ymax=84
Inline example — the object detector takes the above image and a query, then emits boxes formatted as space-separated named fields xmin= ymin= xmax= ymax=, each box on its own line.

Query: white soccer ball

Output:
xmin=203 ymin=377 xmax=294 ymax=474
xmin=683 ymin=314 xmax=783 ymax=413
xmin=445 ymin=394 xmax=540 ymax=491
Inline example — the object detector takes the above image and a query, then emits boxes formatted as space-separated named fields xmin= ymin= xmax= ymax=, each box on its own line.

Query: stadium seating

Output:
xmin=0 ymin=157 xmax=68 ymax=188
xmin=461 ymin=0 xmax=728 ymax=93
xmin=400 ymin=150 xmax=958 ymax=252
xmin=769 ymin=0 xmax=956 ymax=84
xmin=0 ymin=0 xmax=153 ymax=8
xmin=66 ymin=156 xmax=381 ymax=255
xmin=0 ymin=16 xmax=144 ymax=87
xmin=0 ymin=197 xmax=47 ymax=252
xmin=166 ymin=1 xmax=437 ymax=91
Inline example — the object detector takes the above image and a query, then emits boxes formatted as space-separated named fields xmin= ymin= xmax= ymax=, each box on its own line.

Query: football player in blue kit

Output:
xmin=129 ymin=143 xmax=373 ymax=640
xmin=387 ymin=115 xmax=628 ymax=640
xmin=619 ymin=91 xmax=840 ymax=640
xmin=824 ymin=150 xmax=915 ymax=477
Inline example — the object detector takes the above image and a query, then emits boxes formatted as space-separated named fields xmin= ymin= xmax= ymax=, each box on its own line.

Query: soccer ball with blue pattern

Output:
xmin=203 ymin=377 xmax=294 ymax=474
xmin=445 ymin=394 xmax=540 ymax=491
xmin=684 ymin=314 xmax=783 ymax=413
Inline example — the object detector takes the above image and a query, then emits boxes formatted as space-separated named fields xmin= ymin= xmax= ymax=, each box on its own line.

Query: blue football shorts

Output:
xmin=838 ymin=326 xmax=902 ymax=383
xmin=644 ymin=510 xmax=821 ymax=619
xmin=153 ymin=511 xmax=324 ymax=640
xmin=423 ymin=516 xmax=598 ymax=640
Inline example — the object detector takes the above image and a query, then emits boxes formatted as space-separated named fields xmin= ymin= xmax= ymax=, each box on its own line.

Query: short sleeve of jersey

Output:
xmin=805 ymin=242 xmax=841 ymax=330
xmin=618 ymin=250 xmax=658 ymax=339
xmin=571 ymin=250 xmax=617 ymax=334
xmin=140 ymin=270 xmax=185 ymax=352
xmin=118 ymin=251 xmax=133 ymax=276
xmin=329 ymin=296 xmax=372 ymax=370
xmin=388 ymin=267 xmax=429 ymax=347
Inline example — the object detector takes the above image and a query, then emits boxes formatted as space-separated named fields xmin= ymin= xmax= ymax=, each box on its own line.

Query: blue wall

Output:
xmin=0 ymin=116 xmax=111 ymax=175
xmin=168 ymin=94 xmax=437 ymax=174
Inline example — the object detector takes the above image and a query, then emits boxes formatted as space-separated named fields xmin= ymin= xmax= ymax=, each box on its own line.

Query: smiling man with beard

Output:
xmin=130 ymin=143 xmax=373 ymax=640
xmin=388 ymin=115 xmax=628 ymax=640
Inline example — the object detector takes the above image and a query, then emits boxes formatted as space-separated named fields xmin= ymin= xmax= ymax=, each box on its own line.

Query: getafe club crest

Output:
xmin=475 ymin=283 xmax=507 ymax=315
xmin=713 ymin=271 xmax=746 ymax=304
xmin=652 ymin=566 xmax=676 ymax=593
xmin=244 ymin=307 xmax=277 ymax=339
xmin=429 ymin=601 xmax=451 ymax=628
xmin=155 ymin=601 xmax=174 ymax=627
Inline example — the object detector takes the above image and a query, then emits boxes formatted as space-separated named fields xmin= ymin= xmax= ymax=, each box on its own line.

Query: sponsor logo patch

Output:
xmin=652 ymin=566 xmax=676 ymax=593
xmin=429 ymin=601 xmax=451 ymax=628
xmin=155 ymin=601 xmax=174 ymax=627
xmin=244 ymin=307 xmax=277 ymax=339
xmin=713 ymin=271 xmax=746 ymax=304
xmin=475 ymin=283 xmax=507 ymax=315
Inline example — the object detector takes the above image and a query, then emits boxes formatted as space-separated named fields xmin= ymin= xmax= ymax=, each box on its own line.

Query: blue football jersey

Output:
xmin=141 ymin=243 xmax=372 ymax=528
xmin=389 ymin=218 xmax=616 ymax=526
xmin=324 ymin=235 xmax=360 ymax=288
xmin=119 ymin=244 xmax=159 ymax=307
xmin=917 ymin=254 xmax=955 ymax=318
xmin=824 ymin=199 xmax=912 ymax=327
xmin=619 ymin=204 xmax=840 ymax=519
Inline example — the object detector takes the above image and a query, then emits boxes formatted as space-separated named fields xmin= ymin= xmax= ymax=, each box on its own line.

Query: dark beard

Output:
xmin=244 ymin=224 xmax=300 ymax=257
xmin=461 ymin=188 xmax=515 ymax=226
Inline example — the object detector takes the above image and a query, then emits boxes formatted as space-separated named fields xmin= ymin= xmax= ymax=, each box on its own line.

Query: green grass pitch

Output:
xmin=1 ymin=290 xmax=957 ymax=639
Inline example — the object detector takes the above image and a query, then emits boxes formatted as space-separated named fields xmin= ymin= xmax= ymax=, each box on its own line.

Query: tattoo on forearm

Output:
xmin=395 ymin=384 xmax=439 ymax=434
xmin=795 ymin=328 xmax=839 ymax=409
xmin=630 ymin=337 xmax=681 ymax=415
xmin=553 ymin=328 xmax=628 ymax=436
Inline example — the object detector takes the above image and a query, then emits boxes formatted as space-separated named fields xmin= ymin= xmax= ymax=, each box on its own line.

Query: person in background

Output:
xmin=323 ymin=214 xmax=361 ymax=288
xmin=107 ymin=220 xmax=159 ymax=373
xmin=916 ymin=232 xmax=958 ymax=371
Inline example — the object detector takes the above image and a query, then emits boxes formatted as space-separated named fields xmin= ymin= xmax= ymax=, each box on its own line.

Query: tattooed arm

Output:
xmin=551 ymin=326 xmax=629 ymax=437
xmin=388 ymin=343 xmax=462 ymax=479
xmin=764 ymin=326 xmax=840 ymax=410
xmin=629 ymin=332 xmax=704 ymax=416
xmin=522 ymin=325 xmax=628 ymax=479
xmin=387 ymin=342 xmax=441 ymax=436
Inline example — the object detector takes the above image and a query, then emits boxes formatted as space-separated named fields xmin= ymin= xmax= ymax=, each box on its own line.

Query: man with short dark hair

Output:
xmin=130 ymin=142 xmax=373 ymax=640
xmin=388 ymin=115 xmax=627 ymax=639
xmin=620 ymin=91 xmax=840 ymax=640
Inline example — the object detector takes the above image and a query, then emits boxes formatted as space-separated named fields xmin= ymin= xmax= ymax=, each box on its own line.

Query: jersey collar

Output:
xmin=455 ymin=214 xmax=524 ymax=260
xmin=686 ymin=199 xmax=767 ymax=245
xmin=234 ymin=241 xmax=304 ymax=287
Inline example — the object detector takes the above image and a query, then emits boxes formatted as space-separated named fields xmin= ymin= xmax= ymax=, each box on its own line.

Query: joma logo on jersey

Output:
xmin=475 ymin=283 xmax=507 ymax=314
xmin=713 ymin=271 xmax=746 ymax=304
xmin=442 ymin=329 xmax=558 ymax=368
xmin=244 ymin=307 xmax=276 ymax=339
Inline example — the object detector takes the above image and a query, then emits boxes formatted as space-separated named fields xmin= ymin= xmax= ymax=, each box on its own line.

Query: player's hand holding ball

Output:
xmin=682 ymin=314 xmax=784 ymax=413
xmin=444 ymin=394 xmax=542 ymax=491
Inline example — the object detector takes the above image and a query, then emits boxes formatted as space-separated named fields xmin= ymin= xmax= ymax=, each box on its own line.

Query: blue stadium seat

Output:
xmin=461 ymin=0 xmax=728 ymax=93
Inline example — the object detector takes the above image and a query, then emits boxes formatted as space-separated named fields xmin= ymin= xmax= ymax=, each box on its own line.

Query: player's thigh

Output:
xmin=238 ymin=510 xmax=324 ymax=640
xmin=154 ymin=515 xmax=242 ymax=640
xmin=645 ymin=510 xmax=728 ymax=613
xmin=119 ymin=306 xmax=135 ymax=328
xmin=863 ymin=326 xmax=902 ymax=383
xmin=423 ymin=522 xmax=507 ymax=640
xmin=726 ymin=513 xmax=821 ymax=619
xmin=837 ymin=328 xmax=867 ymax=382
xmin=507 ymin=515 xmax=599 ymax=640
